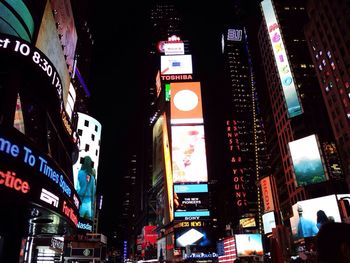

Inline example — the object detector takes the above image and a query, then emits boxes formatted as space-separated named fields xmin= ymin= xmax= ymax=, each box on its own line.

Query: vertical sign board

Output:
xmin=170 ymin=82 xmax=210 ymax=220
xmin=261 ymin=0 xmax=303 ymax=118
xmin=260 ymin=176 xmax=275 ymax=212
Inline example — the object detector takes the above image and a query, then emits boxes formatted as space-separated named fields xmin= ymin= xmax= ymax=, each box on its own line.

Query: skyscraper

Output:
xmin=258 ymin=0 xmax=347 ymax=224
xmin=218 ymin=25 xmax=270 ymax=235
xmin=304 ymin=0 xmax=350 ymax=187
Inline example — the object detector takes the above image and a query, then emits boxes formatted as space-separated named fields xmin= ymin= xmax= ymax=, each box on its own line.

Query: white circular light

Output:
xmin=173 ymin=90 xmax=198 ymax=111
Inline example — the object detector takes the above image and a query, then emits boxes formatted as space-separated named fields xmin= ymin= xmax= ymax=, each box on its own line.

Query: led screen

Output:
xmin=239 ymin=217 xmax=256 ymax=228
xmin=289 ymin=195 xmax=341 ymax=240
xmin=175 ymin=227 xmax=213 ymax=248
xmin=51 ymin=0 xmax=77 ymax=73
xmin=261 ymin=0 xmax=303 ymax=118
xmin=164 ymin=42 xmax=185 ymax=55
xmin=72 ymin=113 xmax=102 ymax=222
xmin=161 ymin=55 xmax=192 ymax=75
xmin=174 ymin=191 xmax=209 ymax=212
xmin=170 ymin=82 xmax=203 ymax=124
xmin=152 ymin=117 xmax=164 ymax=186
xmin=235 ymin=234 xmax=264 ymax=257
xmin=171 ymin=125 xmax=208 ymax=184
xmin=262 ymin=211 xmax=276 ymax=234
xmin=289 ymin=135 xmax=327 ymax=186
xmin=0 ymin=0 xmax=34 ymax=42
xmin=35 ymin=0 xmax=70 ymax=107
xmin=162 ymin=113 xmax=174 ymax=222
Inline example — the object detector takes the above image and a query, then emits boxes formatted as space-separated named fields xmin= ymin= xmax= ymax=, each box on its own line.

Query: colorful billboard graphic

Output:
xmin=162 ymin=113 xmax=174 ymax=222
xmin=170 ymin=82 xmax=203 ymax=124
xmin=239 ymin=217 xmax=256 ymax=228
xmin=218 ymin=236 xmax=237 ymax=263
xmin=235 ymin=234 xmax=264 ymax=257
xmin=261 ymin=0 xmax=303 ymax=118
xmin=161 ymin=55 xmax=193 ymax=75
xmin=288 ymin=134 xmax=327 ymax=186
xmin=289 ymin=195 xmax=341 ymax=240
xmin=51 ymin=0 xmax=77 ymax=73
xmin=0 ymin=127 xmax=79 ymax=226
xmin=0 ymin=0 xmax=34 ymax=42
xmin=35 ymin=0 xmax=70 ymax=107
xmin=72 ymin=113 xmax=102 ymax=222
xmin=171 ymin=125 xmax=208 ymax=184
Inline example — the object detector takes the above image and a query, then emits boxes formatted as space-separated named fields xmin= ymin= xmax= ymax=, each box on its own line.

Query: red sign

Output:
xmin=0 ymin=170 xmax=30 ymax=194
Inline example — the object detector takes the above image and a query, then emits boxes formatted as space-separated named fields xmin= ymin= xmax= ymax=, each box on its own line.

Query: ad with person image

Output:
xmin=290 ymin=194 xmax=341 ymax=240
xmin=76 ymin=155 xmax=97 ymax=221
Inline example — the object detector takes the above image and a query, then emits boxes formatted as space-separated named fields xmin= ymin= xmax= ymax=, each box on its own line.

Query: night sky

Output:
xmin=87 ymin=0 xmax=262 ymax=235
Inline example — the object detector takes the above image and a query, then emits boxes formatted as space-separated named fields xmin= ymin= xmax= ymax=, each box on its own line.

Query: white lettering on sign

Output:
xmin=40 ymin=188 xmax=59 ymax=208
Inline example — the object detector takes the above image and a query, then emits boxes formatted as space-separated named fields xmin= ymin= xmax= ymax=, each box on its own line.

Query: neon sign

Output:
xmin=0 ymin=134 xmax=72 ymax=197
xmin=0 ymin=170 xmax=30 ymax=194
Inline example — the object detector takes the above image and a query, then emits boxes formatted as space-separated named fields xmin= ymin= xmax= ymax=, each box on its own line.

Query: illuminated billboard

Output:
xmin=288 ymin=134 xmax=327 ymax=186
xmin=175 ymin=227 xmax=213 ymax=248
xmin=235 ymin=234 xmax=264 ymax=257
xmin=72 ymin=113 xmax=102 ymax=222
xmin=35 ymin=0 xmax=70 ymax=107
xmin=0 ymin=127 xmax=79 ymax=226
xmin=290 ymin=195 xmax=341 ymax=240
xmin=161 ymin=55 xmax=193 ymax=75
xmin=174 ymin=189 xmax=209 ymax=213
xmin=260 ymin=176 xmax=275 ymax=212
xmin=162 ymin=113 xmax=174 ymax=222
xmin=0 ymin=0 xmax=34 ymax=42
xmin=170 ymin=82 xmax=203 ymax=124
xmin=51 ymin=0 xmax=77 ymax=73
xmin=171 ymin=125 xmax=208 ymax=184
xmin=164 ymin=42 xmax=185 ymax=55
xmin=261 ymin=0 xmax=303 ymax=118
xmin=152 ymin=117 xmax=164 ymax=186
xmin=239 ymin=217 xmax=256 ymax=228
xmin=262 ymin=211 xmax=276 ymax=234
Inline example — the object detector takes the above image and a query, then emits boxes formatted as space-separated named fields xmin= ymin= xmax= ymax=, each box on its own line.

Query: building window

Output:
xmin=85 ymin=144 xmax=90 ymax=152
xmin=84 ymin=120 xmax=89 ymax=127
xmin=78 ymin=129 xmax=83 ymax=136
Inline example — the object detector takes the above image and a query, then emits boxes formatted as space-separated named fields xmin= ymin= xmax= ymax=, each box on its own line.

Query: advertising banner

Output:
xmin=261 ymin=0 xmax=303 ymax=118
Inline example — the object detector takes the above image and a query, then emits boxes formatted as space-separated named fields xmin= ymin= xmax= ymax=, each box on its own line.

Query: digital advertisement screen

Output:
xmin=50 ymin=0 xmax=77 ymax=73
xmin=239 ymin=217 xmax=256 ymax=228
xmin=175 ymin=227 xmax=213 ymax=248
xmin=235 ymin=234 xmax=264 ymax=257
xmin=289 ymin=134 xmax=327 ymax=186
xmin=261 ymin=0 xmax=303 ymax=118
xmin=161 ymin=55 xmax=192 ymax=75
xmin=35 ymin=0 xmax=70 ymax=107
xmin=72 ymin=113 xmax=102 ymax=222
xmin=289 ymin=195 xmax=341 ymax=240
xmin=0 ymin=127 xmax=79 ymax=226
xmin=262 ymin=211 xmax=276 ymax=234
xmin=174 ymin=191 xmax=209 ymax=212
xmin=0 ymin=0 xmax=34 ymax=42
xmin=164 ymin=42 xmax=185 ymax=55
xmin=170 ymin=82 xmax=203 ymax=124
xmin=162 ymin=113 xmax=174 ymax=222
xmin=152 ymin=116 xmax=164 ymax=186
xmin=171 ymin=125 xmax=208 ymax=184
